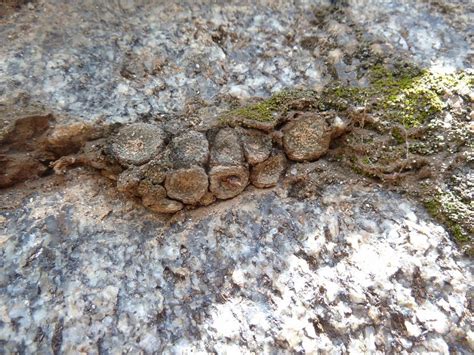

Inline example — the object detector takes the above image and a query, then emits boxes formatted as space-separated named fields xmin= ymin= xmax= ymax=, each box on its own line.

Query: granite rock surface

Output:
xmin=0 ymin=0 xmax=473 ymax=353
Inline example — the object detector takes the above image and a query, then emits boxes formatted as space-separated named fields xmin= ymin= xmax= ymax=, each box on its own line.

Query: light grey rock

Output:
xmin=0 ymin=0 xmax=470 ymax=124
xmin=0 ymin=176 xmax=472 ymax=354
xmin=0 ymin=0 xmax=473 ymax=353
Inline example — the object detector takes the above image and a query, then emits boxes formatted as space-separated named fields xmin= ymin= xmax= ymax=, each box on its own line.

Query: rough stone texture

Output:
xmin=116 ymin=168 xmax=143 ymax=196
xmin=330 ymin=114 xmax=350 ymax=138
xmin=141 ymin=159 xmax=168 ymax=185
xmin=0 ymin=111 xmax=52 ymax=147
xmin=1 ymin=0 xmax=470 ymax=123
xmin=240 ymin=128 xmax=273 ymax=165
xmin=209 ymin=165 xmax=249 ymax=200
xmin=0 ymin=0 xmax=30 ymax=19
xmin=143 ymin=196 xmax=183 ymax=214
xmin=137 ymin=179 xmax=166 ymax=199
xmin=0 ymin=153 xmax=47 ymax=188
xmin=0 ymin=173 xmax=472 ymax=353
xmin=207 ymin=127 xmax=249 ymax=199
xmin=40 ymin=122 xmax=97 ymax=156
xmin=113 ymin=130 xmax=210 ymax=208
xmin=282 ymin=113 xmax=332 ymax=162
xmin=199 ymin=191 xmax=216 ymax=206
xmin=229 ymin=113 xmax=286 ymax=133
xmin=0 ymin=0 xmax=473 ymax=353
xmin=164 ymin=166 xmax=209 ymax=204
xmin=121 ymin=178 xmax=184 ymax=214
xmin=69 ymin=138 xmax=123 ymax=179
xmin=110 ymin=123 xmax=166 ymax=166
xmin=250 ymin=153 xmax=287 ymax=188
xmin=140 ymin=183 xmax=183 ymax=214
xmin=0 ymin=107 xmax=55 ymax=187
xmin=48 ymin=116 xmax=349 ymax=210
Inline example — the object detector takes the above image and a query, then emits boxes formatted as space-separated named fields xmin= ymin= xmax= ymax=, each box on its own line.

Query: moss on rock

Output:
xmin=321 ymin=63 xmax=473 ymax=128
xmin=424 ymin=193 xmax=473 ymax=256
xmin=220 ymin=64 xmax=472 ymax=131
xmin=220 ymin=90 xmax=319 ymax=129
xmin=215 ymin=61 xmax=474 ymax=254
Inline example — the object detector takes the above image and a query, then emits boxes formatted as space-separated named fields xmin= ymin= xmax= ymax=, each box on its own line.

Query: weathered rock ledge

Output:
xmin=106 ymin=111 xmax=348 ymax=213
xmin=1 ymin=105 xmax=351 ymax=214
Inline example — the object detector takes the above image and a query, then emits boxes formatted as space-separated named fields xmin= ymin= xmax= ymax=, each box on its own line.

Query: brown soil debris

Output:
xmin=0 ymin=153 xmax=47 ymax=188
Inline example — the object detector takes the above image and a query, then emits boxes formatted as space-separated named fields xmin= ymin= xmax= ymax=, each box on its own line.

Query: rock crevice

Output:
xmin=0 ymin=108 xmax=349 ymax=212
xmin=101 ymin=111 xmax=347 ymax=213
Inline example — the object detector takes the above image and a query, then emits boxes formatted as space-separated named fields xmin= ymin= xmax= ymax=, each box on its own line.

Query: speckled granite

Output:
xmin=1 ymin=0 xmax=473 ymax=353
xmin=0 ymin=171 xmax=472 ymax=353
xmin=1 ymin=0 xmax=472 ymax=122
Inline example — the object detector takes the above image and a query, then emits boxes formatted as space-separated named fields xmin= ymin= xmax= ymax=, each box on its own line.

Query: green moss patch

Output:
xmin=424 ymin=193 xmax=473 ymax=255
xmin=322 ymin=63 xmax=473 ymax=255
xmin=220 ymin=90 xmax=319 ymax=125
xmin=322 ymin=63 xmax=473 ymax=128
xmin=221 ymin=64 xmax=472 ymax=130
xmin=217 ymin=62 xmax=472 ymax=255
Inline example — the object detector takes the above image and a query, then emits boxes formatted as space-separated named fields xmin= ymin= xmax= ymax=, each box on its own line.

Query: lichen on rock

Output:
xmin=209 ymin=127 xmax=245 ymax=167
xmin=2 ymin=64 xmax=472 ymax=257
xmin=221 ymin=90 xmax=319 ymax=131
xmin=209 ymin=165 xmax=249 ymax=200
xmin=168 ymin=130 xmax=209 ymax=169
